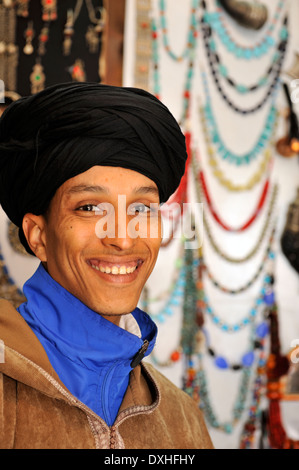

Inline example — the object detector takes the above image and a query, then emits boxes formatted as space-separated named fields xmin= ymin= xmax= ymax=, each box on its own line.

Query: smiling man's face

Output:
xmin=24 ymin=166 xmax=162 ymax=325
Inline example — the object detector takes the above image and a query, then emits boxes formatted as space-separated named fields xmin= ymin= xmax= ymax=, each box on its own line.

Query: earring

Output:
xmin=23 ymin=20 xmax=35 ymax=55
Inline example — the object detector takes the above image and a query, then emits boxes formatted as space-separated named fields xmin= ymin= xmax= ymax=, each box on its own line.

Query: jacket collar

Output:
xmin=0 ymin=298 xmax=160 ymax=423
xmin=10 ymin=264 xmax=158 ymax=425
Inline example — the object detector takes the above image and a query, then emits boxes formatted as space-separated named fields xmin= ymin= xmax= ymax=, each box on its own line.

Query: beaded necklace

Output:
xmin=199 ymin=267 xmax=274 ymax=333
xmin=188 ymin=253 xmax=275 ymax=434
xmin=198 ymin=105 xmax=277 ymax=192
xmin=202 ymin=0 xmax=285 ymax=60
xmin=141 ymin=242 xmax=186 ymax=323
xmin=201 ymin=16 xmax=288 ymax=96
xmin=198 ymin=163 xmax=271 ymax=232
xmin=192 ymin=153 xmax=279 ymax=264
xmin=158 ymin=0 xmax=199 ymax=62
xmin=239 ymin=333 xmax=268 ymax=448
xmin=151 ymin=16 xmax=197 ymax=124
xmin=202 ymin=225 xmax=276 ymax=295
xmin=206 ymin=320 xmax=268 ymax=371
xmin=201 ymin=18 xmax=288 ymax=114
xmin=201 ymin=70 xmax=278 ymax=165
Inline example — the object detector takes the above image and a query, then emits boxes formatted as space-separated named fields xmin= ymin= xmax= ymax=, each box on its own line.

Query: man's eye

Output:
xmin=128 ymin=204 xmax=150 ymax=215
xmin=77 ymin=204 xmax=102 ymax=213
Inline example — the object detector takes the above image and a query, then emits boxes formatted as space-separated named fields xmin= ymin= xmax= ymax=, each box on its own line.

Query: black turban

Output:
xmin=0 ymin=82 xmax=187 ymax=254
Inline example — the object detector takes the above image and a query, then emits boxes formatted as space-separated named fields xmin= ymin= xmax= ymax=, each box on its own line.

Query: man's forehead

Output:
xmin=58 ymin=167 xmax=160 ymax=200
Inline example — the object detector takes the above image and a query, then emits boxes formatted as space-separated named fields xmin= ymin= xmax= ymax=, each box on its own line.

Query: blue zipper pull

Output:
xmin=130 ymin=339 xmax=149 ymax=368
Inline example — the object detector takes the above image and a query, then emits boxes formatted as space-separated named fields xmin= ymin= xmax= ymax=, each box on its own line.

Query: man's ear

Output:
xmin=22 ymin=214 xmax=47 ymax=262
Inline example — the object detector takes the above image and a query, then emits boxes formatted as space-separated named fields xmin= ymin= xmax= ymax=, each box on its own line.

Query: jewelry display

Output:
xmin=63 ymin=0 xmax=105 ymax=56
xmin=85 ymin=0 xmax=106 ymax=54
xmin=239 ymin=333 xmax=268 ymax=447
xmin=192 ymin=152 xmax=279 ymax=264
xmin=158 ymin=0 xmax=199 ymax=62
xmin=38 ymin=22 xmax=50 ymax=56
xmin=134 ymin=0 xmax=152 ymax=91
xmin=202 ymin=225 xmax=276 ymax=295
xmin=69 ymin=58 xmax=86 ymax=82
xmin=16 ymin=0 xmax=29 ymax=18
xmin=198 ymin=104 xmax=277 ymax=191
xmin=151 ymin=13 xmax=198 ymax=125
xmin=200 ymin=71 xmax=278 ymax=164
xmin=63 ymin=0 xmax=84 ymax=56
xmin=30 ymin=59 xmax=45 ymax=94
xmin=198 ymin=163 xmax=271 ymax=232
xmin=202 ymin=0 xmax=285 ymax=58
xmin=0 ymin=1 xmax=19 ymax=92
xmin=201 ymin=16 xmax=288 ymax=113
xmin=23 ymin=20 xmax=34 ymax=55
xmin=41 ymin=0 xmax=57 ymax=22
xmin=206 ymin=321 xmax=268 ymax=371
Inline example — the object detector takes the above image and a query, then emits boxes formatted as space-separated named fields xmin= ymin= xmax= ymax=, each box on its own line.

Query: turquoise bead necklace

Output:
xmin=141 ymin=241 xmax=186 ymax=324
xmin=201 ymin=17 xmax=288 ymax=113
xmin=158 ymin=0 xmax=200 ymax=62
xmin=201 ymin=69 xmax=279 ymax=164
xmin=201 ymin=15 xmax=288 ymax=96
xmin=202 ymin=0 xmax=286 ymax=60
xmin=151 ymin=14 xmax=197 ymax=125
xmin=200 ymin=267 xmax=274 ymax=333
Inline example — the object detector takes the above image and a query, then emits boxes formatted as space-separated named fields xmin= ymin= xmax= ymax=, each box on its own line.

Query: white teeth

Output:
xmin=91 ymin=264 xmax=137 ymax=275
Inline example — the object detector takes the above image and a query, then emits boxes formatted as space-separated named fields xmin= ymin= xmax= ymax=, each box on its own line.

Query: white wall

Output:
xmin=1 ymin=0 xmax=299 ymax=449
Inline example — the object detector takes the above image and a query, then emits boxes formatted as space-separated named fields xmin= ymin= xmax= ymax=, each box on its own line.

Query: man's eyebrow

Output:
xmin=65 ymin=184 xmax=110 ymax=195
xmin=64 ymin=184 xmax=159 ymax=197
xmin=133 ymin=186 xmax=159 ymax=196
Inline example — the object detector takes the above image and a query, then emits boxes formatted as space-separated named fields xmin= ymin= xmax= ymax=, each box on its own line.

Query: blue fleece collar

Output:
xmin=17 ymin=263 xmax=157 ymax=426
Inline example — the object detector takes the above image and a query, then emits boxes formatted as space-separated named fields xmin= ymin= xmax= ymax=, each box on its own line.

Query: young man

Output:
xmin=0 ymin=82 xmax=213 ymax=449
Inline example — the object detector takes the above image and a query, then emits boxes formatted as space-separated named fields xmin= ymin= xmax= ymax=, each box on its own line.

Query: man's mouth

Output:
xmin=88 ymin=259 xmax=143 ymax=276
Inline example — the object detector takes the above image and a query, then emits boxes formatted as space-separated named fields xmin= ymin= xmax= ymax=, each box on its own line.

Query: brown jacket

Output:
xmin=0 ymin=299 xmax=213 ymax=449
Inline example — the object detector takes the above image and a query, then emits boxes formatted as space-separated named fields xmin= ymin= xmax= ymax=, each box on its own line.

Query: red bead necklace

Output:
xmin=198 ymin=165 xmax=271 ymax=233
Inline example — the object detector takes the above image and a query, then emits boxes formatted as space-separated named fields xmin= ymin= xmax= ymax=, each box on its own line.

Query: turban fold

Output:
xmin=0 ymin=82 xmax=187 ymax=254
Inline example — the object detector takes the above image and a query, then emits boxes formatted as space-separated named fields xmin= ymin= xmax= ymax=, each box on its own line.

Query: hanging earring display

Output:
xmin=63 ymin=0 xmax=84 ymax=56
xmin=0 ymin=1 xmax=18 ymax=92
xmin=85 ymin=1 xmax=106 ymax=54
xmin=23 ymin=20 xmax=35 ymax=55
xmin=37 ymin=22 xmax=50 ymax=56
xmin=16 ymin=0 xmax=29 ymax=18
xmin=30 ymin=59 xmax=45 ymax=94
xmin=41 ymin=0 xmax=57 ymax=22
xmin=70 ymin=58 xmax=86 ymax=81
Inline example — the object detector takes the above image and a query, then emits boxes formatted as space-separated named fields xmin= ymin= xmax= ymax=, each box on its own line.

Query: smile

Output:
xmin=88 ymin=259 xmax=143 ymax=276
xmin=91 ymin=264 xmax=137 ymax=275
